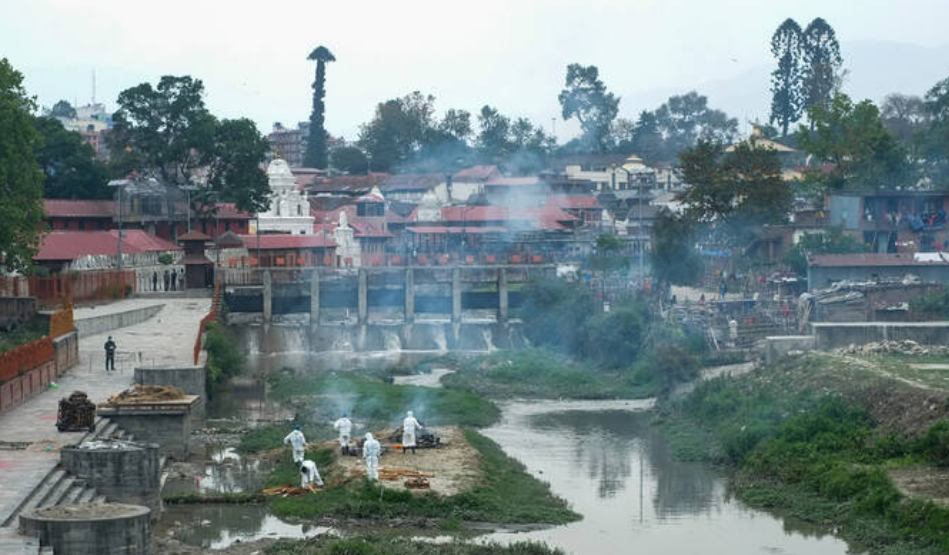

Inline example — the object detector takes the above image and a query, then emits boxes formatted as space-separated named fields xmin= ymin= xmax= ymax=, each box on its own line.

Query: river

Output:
xmin=161 ymin=388 xmax=862 ymax=554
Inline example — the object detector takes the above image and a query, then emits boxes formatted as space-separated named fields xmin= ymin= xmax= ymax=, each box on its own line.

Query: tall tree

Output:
xmin=880 ymin=93 xmax=929 ymax=145
xmin=558 ymin=63 xmax=619 ymax=153
xmin=769 ymin=18 xmax=805 ymax=137
xmin=357 ymin=92 xmax=437 ymax=172
xmin=0 ymin=59 xmax=45 ymax=272
xmin=330 ymin=146 xmax=369 ymax=175
xmin=304 ymin=46 xmax=336 ymax=169
xmin=629 ymin=110 xmax=665 ymax=165
xmin=33 ymin=116 xmax=110 ymax=199
xmin=476 ymin=105 xmax=513 ymax=162
xmin=802 ymin=18 xmax=843 ymax=115
xmin=651 ymin=91 xmax=739 ymax=162
xmin=651 ymin=209 xmax=702 ymax=285
xmin=919 ymin=77 xmax=949 ymax=185
xmin=798 ymin=93 xmax=910 ymax=192
xmin=111 ymin=76 xmax=270 ymax=218
xmin=678 ymin=140 xmax=791 ymax=242
xmin=48 ymin=99 xmax=77 ymax=120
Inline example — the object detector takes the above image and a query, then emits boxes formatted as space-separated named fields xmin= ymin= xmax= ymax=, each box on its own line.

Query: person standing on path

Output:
xmin=170 ymin=269 xmax=177 ymax=291
xmin=104 ymin=336 xmax=116 ymax=371
xmin=163 ymin=271 xmax=170 ymax=292
xmin=151 ymin=271 xmax=158 ymax=292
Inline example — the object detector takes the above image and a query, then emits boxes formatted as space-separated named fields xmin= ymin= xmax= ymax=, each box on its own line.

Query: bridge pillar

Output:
xmin=498 ymin=267 xmax=508 ymax=322
xmin=358 ymin=268 xmax=369 ymax=324
xmin=310 ymin=270 xmax=320 ymax=325
xmin=262 ymin=270 xmax=272 ymax=323
xmin=404 ymin=268 xmax=415 ymax=323
xmin=452 ymin=267 xmax=462 ymax=323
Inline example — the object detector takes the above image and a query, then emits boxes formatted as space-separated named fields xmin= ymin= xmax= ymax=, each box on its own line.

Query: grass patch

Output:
xmin=265 ymin=430 xmax=579 ymax=526
xmin=443 ymin=349 xmax=656 ymax=400
xmin=0 ymin=316 xmax=47 ymax=355
xmin=162 ymin=492 xmax=263 ymax=504
xmin=268 ymin=371 xmax=500 ymax=429
xmin=661 ymin=357 xmax=949 ymax=554
xmin=266 ymin=537 xmax=564 ymax=555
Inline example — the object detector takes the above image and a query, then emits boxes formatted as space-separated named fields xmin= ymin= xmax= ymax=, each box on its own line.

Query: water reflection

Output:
xmin=157 ymin=504 xmax=330 ymax=549
xmin=482 ymin=401 xmax=862 ymax=555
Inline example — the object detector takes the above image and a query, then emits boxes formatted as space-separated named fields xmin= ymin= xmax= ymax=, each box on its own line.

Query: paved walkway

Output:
xmin=0 ymin=297 xmax=209 ymax=542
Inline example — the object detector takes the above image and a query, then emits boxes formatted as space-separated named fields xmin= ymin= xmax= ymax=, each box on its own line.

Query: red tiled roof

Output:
xmin=381 ymin=173 xmax=442 ymax=191
xmin=356 ymin=191 xmax=385 ymax=203
xmin=237 ymin=234 xmax=336 ymax=250
xmin=350 ymin=221 xmax=394 ymax=238
xmin=406 ymin=226 xmax=508 ymax=234
xmin=44 ymin=199 xmax=113 ymax=218
xmin=453 ymin=165 xmax=501 ymax=182
xmin=35 ymin=230 xmax=179 ymax=261
xmin=177 ymin=231 xmax=212 ymax=242
xmin=438 ymin=206 xmax=576 ymax=231
xmin=306 ymin=174 xmax=388 ymax=194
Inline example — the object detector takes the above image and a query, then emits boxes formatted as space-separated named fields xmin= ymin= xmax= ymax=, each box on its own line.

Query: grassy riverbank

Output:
xmin=265 ymin=537 xmax=562 ymax=555
xmin=264 ymin=430 xmax=579 ymax=526
xmin=442 ymin=349 xmax=656 ymax=400
xmin=661 ymin=352 xmax=949 ymax=554
xmin=237 ymin=371 xmax=500 ymax=454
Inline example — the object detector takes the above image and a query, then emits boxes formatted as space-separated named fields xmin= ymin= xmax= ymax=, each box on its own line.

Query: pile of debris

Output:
xmin=100 ymin=385 xmax=185 ymax=406
xmin=378 ymin=466 xmax=435 ymax=482
xmin=388 ymin=426 xmax=442 ymax=449
xmin=837 ymin=340 xmax=949 ymax=356
xmin=56 ymin=391 xmax=96 ymax=432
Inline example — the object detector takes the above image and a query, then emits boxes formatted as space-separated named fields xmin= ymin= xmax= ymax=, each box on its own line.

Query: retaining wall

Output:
xmin=61 ymin=441 xmax=161 ymax=511
xmin=813 ymin=321 xmax=949 ymax=350
xmin=0 ymin=296 xmax=37 ymax=331
xmin=74 ymin=304 xmax=163 ymax=337
xmin=0 ymin=331 xmax=78 ymax=413
xmin=764 ymin=335 xmax=816 ymax=363
xmin=97 ymin=397 xmax=197 ymax=460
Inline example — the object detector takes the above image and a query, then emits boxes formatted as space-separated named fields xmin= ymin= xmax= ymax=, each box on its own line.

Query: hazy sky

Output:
xmin=3 ymin=0 xmax=948 ymax=140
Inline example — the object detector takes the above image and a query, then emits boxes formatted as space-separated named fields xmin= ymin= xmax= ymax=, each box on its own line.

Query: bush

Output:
xmin=158 ymin=253 xmax=174 ymax=265
xmin=204 ymin=321 xmax=245 ymax=395
xmin=911 ymin=420 xmax=949 ymax=466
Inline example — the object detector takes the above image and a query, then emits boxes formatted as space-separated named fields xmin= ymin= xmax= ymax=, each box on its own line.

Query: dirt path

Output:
xmin=888 ymin=466 xmax=949 ymax=507
xmin=328 ymin=426 xmax=480 ymax=496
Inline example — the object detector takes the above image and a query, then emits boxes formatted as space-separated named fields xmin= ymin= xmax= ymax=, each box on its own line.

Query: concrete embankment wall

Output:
xmin=74 ymin=304 xmax=163 ymax=337
xmin=19 ymin=503 xmax=151 ymax=555
xmin=764 ymin=335 xmax=816 ymax=363
xmin=812 ymin=322 xmax=949 ymax=350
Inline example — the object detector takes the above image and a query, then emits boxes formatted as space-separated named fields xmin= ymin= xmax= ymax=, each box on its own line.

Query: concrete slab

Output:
xmin=0 ymin=297 xmax=209 ymax=542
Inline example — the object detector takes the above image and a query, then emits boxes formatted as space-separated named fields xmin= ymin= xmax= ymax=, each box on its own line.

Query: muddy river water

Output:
xmin=160 ymin=386 xmax=863 ymax=554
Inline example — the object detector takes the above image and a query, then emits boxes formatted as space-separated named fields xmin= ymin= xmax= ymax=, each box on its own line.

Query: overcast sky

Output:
xmin=3 ymin=0 xmax=948 ymax=141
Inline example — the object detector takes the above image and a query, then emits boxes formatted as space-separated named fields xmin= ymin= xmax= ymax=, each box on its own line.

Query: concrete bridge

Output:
xmin=224 ymin=265 xmax=555 ymax=324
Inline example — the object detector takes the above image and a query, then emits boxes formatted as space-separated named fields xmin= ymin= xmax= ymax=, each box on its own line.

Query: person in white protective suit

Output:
xmin=363 ymin=432 xmax=381 ymax=481
xmin=300 ymin=459 xmax=324 ymax=489
xmin=402 ymin=411 xmax=421 ymax=454
xmin=283 ymin=424 xmax=307 ymax=465
xmin=333 ymin=413 xmax=353 ymax=449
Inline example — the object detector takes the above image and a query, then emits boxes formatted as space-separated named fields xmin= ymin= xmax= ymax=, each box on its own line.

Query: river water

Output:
xmin=480 ymin=400 xmax=860 ymax=555
xmin=161 ymin=390 xmax=862 ymax=553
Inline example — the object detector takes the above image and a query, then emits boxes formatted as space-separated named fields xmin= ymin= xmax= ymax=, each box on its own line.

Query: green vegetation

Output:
xmin=265 ymin=431 xmax=579 ymax=526
xmin=0 ymin=316 xmax=47 ymax=355
xmin=444 ymin=349 xmax=655 ymax=400
xmin=266 ymin=537 xmax=563 ymax=555
xmin=236 ymin=424 xmax=297 ymax=454
xmin=782 ymin=228 xmax=871 ymax=275
xmin=203 ymin=321 xmax=245 ymax=396
xmin=163 ymin=492 xmax=263 ymax=504
xmin=662 ymin=353 xmax=949 ymax=554
xmin=909 ymin=288 xmax=949 ymax=319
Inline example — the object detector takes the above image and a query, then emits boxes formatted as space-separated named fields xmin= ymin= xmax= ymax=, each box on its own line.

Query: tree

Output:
xmin=802 ymin=18 xmax=843 ymax=115
xmin=357 ymin=92 xmax=438 ymax=172
xmin=437 ymin=109 xmax=472 ymax=143
xmin=651 ymin=209 xmax=702 ymax=285
xmin=33 ymin=116 xmax=110 ymax=199
xmin=880 ymin=93 xmax=929 ymax=145
xmin=651 ymin=92 xmax=739 ymax=163
xmin=476 ymin=105 xmax=513 ymax=162
xmin=200 ymin=118 xmax=271 ymax=220
xmin=918 ymin=77 xmax=949 ymax=185
xmin=330 ymin=146 xmax=369 ymax=174
xmin=678 ymin=140 xmax=791 ymax=242
xmin=782 ymin=228 xmax=870 ymax=275
xmin=111 ymin=76 xmax=270 ymax=218
xmin=558 ymin=63 xmax=619 ymax=153
xmin=798 ymin=93 xmax=911 ymax=191
xmin=304 ymin=46 xmax=335 ymax=169
xmin=48 ymin=99 xmax=76 ymax=120
xmin=628 ymin=110 xmax=665 ymax=165
xmin=0 ymin=59 xmax=45 ymax=272
xmin=769 ymin=18 xmax=805 ymax=137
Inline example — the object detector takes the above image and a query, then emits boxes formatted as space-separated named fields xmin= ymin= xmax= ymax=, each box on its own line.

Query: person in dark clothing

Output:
xmin=152 ymin=271 xmax=158 ymax=292
xmin=163 ymin=271 xmax=170 ymax=291
xmin=170 ymin=269 xmax=177 ymax=291
xmin=104 ymin=336 xmax=116 ymax=371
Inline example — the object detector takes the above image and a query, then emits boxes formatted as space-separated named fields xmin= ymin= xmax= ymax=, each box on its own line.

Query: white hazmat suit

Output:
xmin=283 ymin=428 xmax=306 ymax=464
xmin=300 ymin=459 xmax=324 ymax=488
xmin=333 ymin=416 xmax=353 ymax=447
xmin=402 ymin=411 xmax=421 ymax=451
xmin=363 ymin=432 xmax=381 ymax=481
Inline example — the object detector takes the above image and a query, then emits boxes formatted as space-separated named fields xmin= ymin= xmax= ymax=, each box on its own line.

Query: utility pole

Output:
xmin=108 ymin=179 xmax=130 ymax=272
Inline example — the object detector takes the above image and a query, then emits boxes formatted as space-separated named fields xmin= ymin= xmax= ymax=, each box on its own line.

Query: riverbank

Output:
xmin=660 ymin=351 xmax=949 ymax=554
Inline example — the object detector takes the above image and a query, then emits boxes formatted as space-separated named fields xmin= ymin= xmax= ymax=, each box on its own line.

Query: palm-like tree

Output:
xmin=304 ymin=46 xmax=336 ymax=169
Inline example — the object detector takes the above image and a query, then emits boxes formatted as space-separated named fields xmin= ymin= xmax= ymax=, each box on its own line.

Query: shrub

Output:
xmin=204 ymin=321 xmax=244 ymax=395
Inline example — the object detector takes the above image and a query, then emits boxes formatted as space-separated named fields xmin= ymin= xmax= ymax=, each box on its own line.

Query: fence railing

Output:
xmin=0 ymin=270 xmax=137 ymax=307
xmin=193 ymin=282 xmax=222 ymax=364
xmin=0 ymin=336 xmax=54 ymax=384
xmin=48 ymin=302 xmax=75 ymax=338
